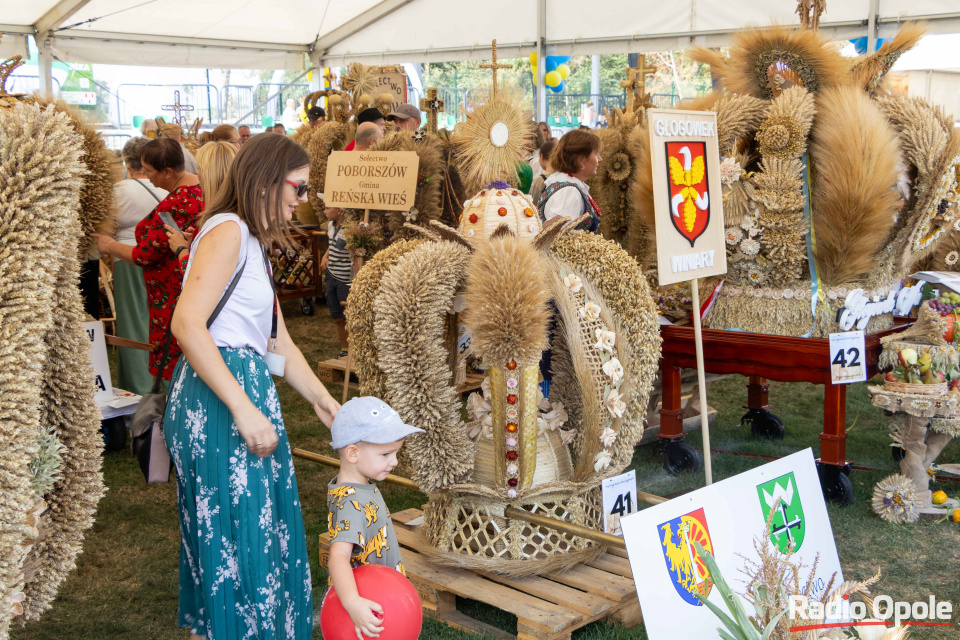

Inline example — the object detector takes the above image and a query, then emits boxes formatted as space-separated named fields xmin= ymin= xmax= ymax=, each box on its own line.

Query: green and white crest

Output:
xmin=756 ymin=472 xmax=805 ymax=553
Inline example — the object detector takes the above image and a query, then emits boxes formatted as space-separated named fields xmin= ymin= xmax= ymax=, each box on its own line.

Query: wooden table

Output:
xmin=657 ymin=324 xmax=906 ymax=504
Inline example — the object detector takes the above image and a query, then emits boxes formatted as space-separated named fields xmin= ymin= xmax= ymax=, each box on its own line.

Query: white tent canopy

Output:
xmin=3 ymin=0 xmax=960 ymax=72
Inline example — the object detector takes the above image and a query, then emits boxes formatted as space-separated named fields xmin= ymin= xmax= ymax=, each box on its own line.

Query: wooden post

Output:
xmin=340 ymin=208 xmax=370 ymax=405
xmin=689 ymin=278 xmax=713 ymax=485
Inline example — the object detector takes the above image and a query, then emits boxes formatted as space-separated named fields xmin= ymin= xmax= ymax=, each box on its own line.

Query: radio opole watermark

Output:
xmin=788 ymin=594 xmax=954 ymax=631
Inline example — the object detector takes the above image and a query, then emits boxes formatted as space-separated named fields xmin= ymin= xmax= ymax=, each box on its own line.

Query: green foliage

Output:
xmin=28 ymin=425 xmax=65 ymax=499
xmin=693 ymin=541 xmax=787 ymax=640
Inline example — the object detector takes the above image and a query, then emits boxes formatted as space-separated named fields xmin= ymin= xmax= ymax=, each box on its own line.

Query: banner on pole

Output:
xmin=648 ymin=108 xmax=728 ymax=286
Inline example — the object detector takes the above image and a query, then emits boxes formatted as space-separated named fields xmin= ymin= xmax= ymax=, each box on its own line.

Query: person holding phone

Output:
xmin=93 ymin=137 xmax=203 ymax=384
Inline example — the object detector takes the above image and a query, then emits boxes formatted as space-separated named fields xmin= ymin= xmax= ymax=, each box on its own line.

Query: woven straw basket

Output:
xmin=882 ymin=381 xmax=947 ymax=395
xmin=421 ymin=484 xmax=604 ymax=575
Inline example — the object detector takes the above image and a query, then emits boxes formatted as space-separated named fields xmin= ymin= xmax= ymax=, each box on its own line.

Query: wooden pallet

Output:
xmin=318 ymin=508 xmax=642 ymax=640
xmin=317 ymin=357 xmax=486 ymax=395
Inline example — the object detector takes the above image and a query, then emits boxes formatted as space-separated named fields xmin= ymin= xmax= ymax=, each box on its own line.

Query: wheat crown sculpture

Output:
xmin=0 ymin=75 xmax=105 ymax=636
xmin=344 ymin=54 xmax=660 ymax=574
xmin=622 ymin=13 xmax=960 ymax=337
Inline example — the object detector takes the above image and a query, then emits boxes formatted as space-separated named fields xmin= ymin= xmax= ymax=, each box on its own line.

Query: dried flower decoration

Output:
xmin=605 ymin=388 xmax=626 ymax=418
xmin=603 ymin=357 xmax=625 ymax=383
xmin=719 ymin=157 xmax=742 ymax=185
xmin=946 ymin=250 xmax=959 ymax=266
xmin=607 ymin=152 xmax=632 ymax=182
xmin=726 ymin=227 xmax=744 ymax=245
xmin=579 ymin=301 xmax=602 ymax=320
xmin=594 ymin=328 xmax=616 ymax=353
xmin=740 ymin=238 xmax=761 ymax=256
xmin=871 ymin=473 xmax=920 ymax=524
xmin=757 ymin=113 xmax=805 ymax=160
xmin=594 ymin=449 xmax=613 ymax=472
xmin=599 ymin=427 xmax=617 ymax=448
xmin=563 ymin=272 xmax=583 ymax=292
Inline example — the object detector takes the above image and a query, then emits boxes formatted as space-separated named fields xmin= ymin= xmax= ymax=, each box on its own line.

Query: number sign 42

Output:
xmin=828 ymin=331 xmax=866 ymax=385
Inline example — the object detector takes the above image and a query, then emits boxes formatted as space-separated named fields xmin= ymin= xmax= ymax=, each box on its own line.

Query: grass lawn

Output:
xmin=12 ymin=302 xmax=960 ymax=639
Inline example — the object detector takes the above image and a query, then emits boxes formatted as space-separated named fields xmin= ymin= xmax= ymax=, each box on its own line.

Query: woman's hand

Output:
xmin=312 ymin=393 xmax=340 ymax=428
xmin=91 ymin=233 xmax=115 ymax=255
xmin=342 ymin=596 xmax=384 ymax=639
xmin=164 ymin=225 xmax=193 ymax=253
xmin=232 ymin=403 xmax=279 ymax=457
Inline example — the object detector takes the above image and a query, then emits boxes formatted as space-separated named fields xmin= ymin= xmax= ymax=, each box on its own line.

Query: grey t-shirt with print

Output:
xmin=326 ymin=476 xmax=405 ymax=575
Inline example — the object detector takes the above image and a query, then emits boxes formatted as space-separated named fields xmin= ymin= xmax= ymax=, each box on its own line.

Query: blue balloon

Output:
xmin=549 ymin=80 xmax=564 ymax=93
xmin=555 ymin=56 xmax=572 ymax=63
xmin=545 ymin=57 xmax=558 ymax=72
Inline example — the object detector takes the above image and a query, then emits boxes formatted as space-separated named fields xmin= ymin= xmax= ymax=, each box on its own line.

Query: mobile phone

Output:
xmin=158 ymin=210 xmax=180 ymax=232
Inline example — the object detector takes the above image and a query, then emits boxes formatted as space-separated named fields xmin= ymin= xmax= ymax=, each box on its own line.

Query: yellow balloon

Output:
xmin=529 ymin=52 xmax=537 ymax=65
xmin=544 ymin=70 xmax=562 ymax=88
xmin=556 ymin=63 xmax=570 ymax=80
xmin=531 ymin=64 xmax=538 ymax=83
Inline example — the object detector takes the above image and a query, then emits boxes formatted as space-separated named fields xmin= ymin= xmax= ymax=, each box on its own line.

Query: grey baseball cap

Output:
xmin=331 ymin=396 xmax=424 ymax=450
xmin=386 ymin=103 xmax=421 ymax=122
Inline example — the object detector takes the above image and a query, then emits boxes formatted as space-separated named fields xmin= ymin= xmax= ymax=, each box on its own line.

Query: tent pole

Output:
xmin=536 ymin=0 xmax=546 ymax=122
xmin=233 ymin=67 xmax=314 ymax=127
xmin=37 ymin=36 xmax=54 ymax=97
xmin=867 ymin=0 xmax=879 ymax=53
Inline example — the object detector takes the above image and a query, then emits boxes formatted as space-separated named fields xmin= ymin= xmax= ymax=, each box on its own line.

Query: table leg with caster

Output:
xmin=818 ymin=380 xmax=853 ymax=505
xmin=658 ymin=358 xmax=703 ymax=475
xmin=742 ymin=375 xmax=785 ymax=439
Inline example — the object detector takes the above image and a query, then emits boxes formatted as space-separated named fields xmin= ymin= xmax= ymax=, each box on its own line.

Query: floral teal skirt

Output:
xmin=164 ymin=347 xmax=312 ymax=639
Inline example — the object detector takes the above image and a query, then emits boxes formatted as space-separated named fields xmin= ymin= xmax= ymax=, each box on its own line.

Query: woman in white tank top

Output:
xmin=164 ymin=134 xmax=339 ymax=640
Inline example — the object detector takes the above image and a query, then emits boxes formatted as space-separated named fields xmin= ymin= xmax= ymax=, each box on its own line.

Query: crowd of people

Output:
xmin=85 ymin=97 xmax=603 ymax=639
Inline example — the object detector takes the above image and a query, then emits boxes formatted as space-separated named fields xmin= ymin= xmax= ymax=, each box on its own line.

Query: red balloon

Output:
xmin=320 ymin=564 xmax=423 ymax=639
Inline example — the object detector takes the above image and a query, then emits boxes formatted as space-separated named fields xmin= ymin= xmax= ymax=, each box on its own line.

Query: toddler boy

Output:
xmin=326 ymin=397 xmax=424 ymax=638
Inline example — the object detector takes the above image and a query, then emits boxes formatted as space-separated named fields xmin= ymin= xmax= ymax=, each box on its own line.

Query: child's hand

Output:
xmin=343 ymin=596 xmax=384 ymax=638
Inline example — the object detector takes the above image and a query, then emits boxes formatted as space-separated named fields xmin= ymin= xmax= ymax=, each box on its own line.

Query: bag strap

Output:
xmin=206 ymin=257 xmax=247 ymax=330
xmin=149 ymin=256 xmax=248 ymax=392
xmin=262 ymin=248 xmax=278 ymax=341
xmin=134 ymin=178 xmax=163 ymax=204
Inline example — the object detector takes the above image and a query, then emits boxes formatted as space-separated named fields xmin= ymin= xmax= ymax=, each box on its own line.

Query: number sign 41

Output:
xmin=828 ymin=331 xmax=866 ymax=385
xmin=601 ymin=470 xmax=638 ymax=536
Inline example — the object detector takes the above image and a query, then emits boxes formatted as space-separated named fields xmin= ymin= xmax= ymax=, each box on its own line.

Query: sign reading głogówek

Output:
xmin=648 ymin=108 xmax=727 ymax=286
xmin=324 ymin=151 xmax=419 ymax=212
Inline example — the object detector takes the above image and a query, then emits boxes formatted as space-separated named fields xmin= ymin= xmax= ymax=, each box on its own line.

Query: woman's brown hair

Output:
xmin=200 ymin=133 xmax=309 ymax=249
xmin=552 ymin=129 xmax=600 ymax=176
xmin=211 ymin=124 xmax=239 ymax=143
xmin=539 ymin=139 xmax=557 ymax=164
xmin=140 ymin=137 xmax=185 ymax=173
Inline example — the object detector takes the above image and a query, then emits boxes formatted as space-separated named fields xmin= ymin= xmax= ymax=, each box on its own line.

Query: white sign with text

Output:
xmin=601 ymin=470 xmax=638 ymax=536
xmin=83 ymin=321 xmax=114 ymax=403
xmin=828 ymin=331 xmax=867 ymax=385
xmin=620 ymin=449 xmax=843 ymax=640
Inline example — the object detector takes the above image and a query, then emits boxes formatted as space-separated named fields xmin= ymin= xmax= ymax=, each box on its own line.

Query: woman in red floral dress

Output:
xmin=94 ymin=138 xmax=203 ymax=382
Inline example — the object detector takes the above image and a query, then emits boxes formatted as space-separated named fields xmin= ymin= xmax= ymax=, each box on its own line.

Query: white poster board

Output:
xmin=83 ymin=321 xmax=114 ymax=403
xmin=620 ymin=449 xmax=843 ymax=640
xmin=648 ymin=108 xmax=728 ymax=286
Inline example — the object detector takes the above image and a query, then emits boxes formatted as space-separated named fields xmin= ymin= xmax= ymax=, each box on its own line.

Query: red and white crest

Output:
xmin=665 ymin=141 xmax=710 ymax=246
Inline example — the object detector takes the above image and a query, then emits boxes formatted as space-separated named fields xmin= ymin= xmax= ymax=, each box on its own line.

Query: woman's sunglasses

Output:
xmin=284 ymin=179 xmax=311 ymax=198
